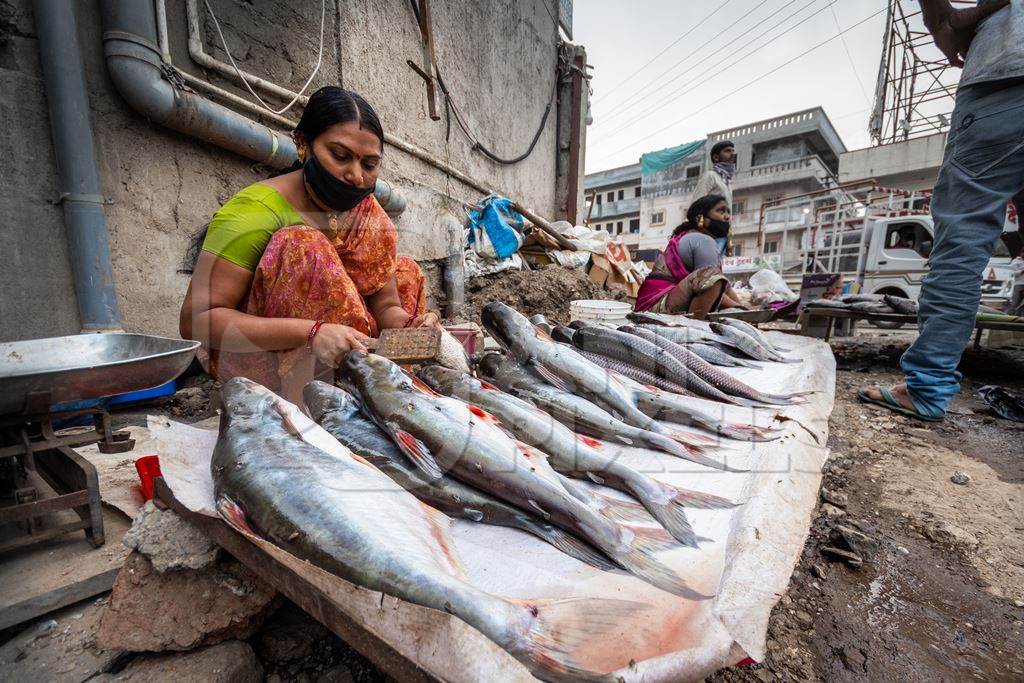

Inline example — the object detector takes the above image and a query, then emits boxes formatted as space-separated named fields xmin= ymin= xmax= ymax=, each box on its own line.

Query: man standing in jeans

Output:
xmin=860 ymin=0 xmax=1022 ymax=420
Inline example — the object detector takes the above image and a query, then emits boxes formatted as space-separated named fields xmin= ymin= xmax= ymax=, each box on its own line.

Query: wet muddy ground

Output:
xmin=711 ymin=329 xmax=1024 ymax=682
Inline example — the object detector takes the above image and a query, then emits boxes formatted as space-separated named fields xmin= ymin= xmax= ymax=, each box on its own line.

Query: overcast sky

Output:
xmin=575 ymin=0 xmax=897 ymax=173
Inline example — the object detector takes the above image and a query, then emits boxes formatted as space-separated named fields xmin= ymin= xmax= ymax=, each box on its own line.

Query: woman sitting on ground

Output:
xmin=633 ymin=194 xmax=746 ymax=319
xmin=179 ymin=86 xmax=438 ymax=401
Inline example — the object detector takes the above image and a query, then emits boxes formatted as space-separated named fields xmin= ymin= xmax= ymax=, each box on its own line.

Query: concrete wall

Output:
xmin=839 ymin=132 xmax=946 ymax=190
xmin=0 ymin=0 xmax=571 ymax=341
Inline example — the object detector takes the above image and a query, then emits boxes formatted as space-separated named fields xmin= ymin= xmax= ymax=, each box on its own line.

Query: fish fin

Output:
xmin=527 ymin=499 xmax=552 ymax=521
xmin=418 ymin=502 xmax=467 ymax=580
xmin=467 ymin=403 xmax=502 ymax=424
xmin=532 ymin=362 xmax=572 ymax=392
xmin=627 ymin=492 xmax=698 ymax=548
xmin=644 ymin=432 xmax=748 ymax=472
xmin=392 ymin=428 xmax=445 ymax=480
xmin=657 ymin=481 xmax=739 ymax=511
xmin=478 ymin=379 xmax=501 ymax=391
xmin=584 ymin=471 xmax=605 ymax=485
xmin=407 ymin=373 xmax=446 ymax=398
xmin=505 ymin=597 xmax=649 ymax=679
xmin=667 ymin=427 xmax=716 ymax=448
xmin=591 ymin=491 xmax=654 ymax=524
xmin=532 ymin=324 xmax=554 ymax=342
xmin=576 ymin=434 xmax=605 ymax=450
xmin=216 ymin=497 xmax=260 ymax=539
xmin=615 ymin=527 xmax=714 ymax=600
xmin=515 ymin=522 xmax=619 ymax=571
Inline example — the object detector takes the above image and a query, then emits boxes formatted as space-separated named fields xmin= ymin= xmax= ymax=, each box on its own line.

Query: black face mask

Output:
xmin=302 ymin=150 xmax=374 ymax=212
xmin=706 ymin=219 xmax=731 ymax=239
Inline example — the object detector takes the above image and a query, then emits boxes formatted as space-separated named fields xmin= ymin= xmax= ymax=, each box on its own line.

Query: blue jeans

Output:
xmin=900 ymin=77 xmax=1024 ymax=418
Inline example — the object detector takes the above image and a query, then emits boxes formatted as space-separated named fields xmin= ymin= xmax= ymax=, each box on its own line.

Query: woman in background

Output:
xmin=634 ymin=194 xmax=746 ymax=319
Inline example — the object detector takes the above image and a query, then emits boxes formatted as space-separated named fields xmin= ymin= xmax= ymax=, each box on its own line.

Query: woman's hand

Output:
xmin=310 ymin=323 xmax=370 ymax=367
xmin=406 ymin=310 xmax=441 ymax=329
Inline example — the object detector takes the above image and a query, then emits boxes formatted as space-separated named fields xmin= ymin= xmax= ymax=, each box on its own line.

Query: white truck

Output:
xmin=777 ymin=189 xmax=1017 ymax=313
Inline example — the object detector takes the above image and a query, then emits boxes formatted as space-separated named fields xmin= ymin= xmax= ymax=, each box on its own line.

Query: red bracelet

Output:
xmin=306 ymin=320 xmax=325 ymax=348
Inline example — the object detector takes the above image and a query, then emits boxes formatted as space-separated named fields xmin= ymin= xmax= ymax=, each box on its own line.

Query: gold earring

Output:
xmin=698 ymin=216 xmax=705 ymax=228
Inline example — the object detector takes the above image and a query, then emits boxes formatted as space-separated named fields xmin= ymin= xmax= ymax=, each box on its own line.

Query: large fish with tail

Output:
xmin=213 ymin=377 xmax=639 ymax=680
xmin=340 ymin=352 xmax=709 ymax=599
xmin=709 ymin=323 xmax=800 ymax=364
xmin=418 ymin=366 xmax=737 ymax=548
xmin=551 ymin=326 xmax=696 ymax=396
xmin=627 ymin=311 xmax=713 ymax=332
xmin=571 ymin=325 xmax=763 ymax=407
xmin=715 ymin=318 xmax=791 ymax=355
xmin=482 ymin=302 xmax=711 ymax=454
xmin=631 ymin=322 xmax=747 ymax=354
xmin=303 ymin=381 xmax=616 ymax=570
xmin=621 ymin=325 xmax=804 ymax=406
xmin=472 ymin=352 xmax=752 ymax=473
xmin=687 ymin=342 xmax=759 ymax=368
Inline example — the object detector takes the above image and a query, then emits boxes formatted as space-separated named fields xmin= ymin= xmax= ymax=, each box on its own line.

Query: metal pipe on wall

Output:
xmin=33 ymin=0 xmax=122 ymax=332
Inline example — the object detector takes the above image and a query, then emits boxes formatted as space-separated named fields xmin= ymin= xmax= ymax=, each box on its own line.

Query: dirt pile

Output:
xmin=462 ymin=264 xmax=629 ymax=325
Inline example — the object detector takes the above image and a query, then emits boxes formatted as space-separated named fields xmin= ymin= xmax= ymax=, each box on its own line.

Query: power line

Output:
xmin=829 ymin=3 xmax=871 ymax=106
xmin=590 ymin=5 xmax=888 ymax=164
xmin=595 ymin=0 xmax=806 ymax=125
xmin=593 ymin=0 xmax=840 ymax=143
xmin=593 ymin=0 xmax=736 ymax=104
xmin=595 ymin=0 xmax=828 ymax=132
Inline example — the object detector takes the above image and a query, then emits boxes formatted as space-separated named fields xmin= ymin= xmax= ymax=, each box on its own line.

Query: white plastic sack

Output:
xmin=464 ymin=250 xmax=523 ymax=278
xmin=749 ymin=268 xmax=798 ymax=303
xmin=548 ymin=249 xmax=591 ymax=270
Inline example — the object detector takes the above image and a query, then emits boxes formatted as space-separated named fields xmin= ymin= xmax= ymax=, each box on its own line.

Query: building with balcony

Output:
xmin=838 ymin=131 xmax=946 ymax=191
xmin=583 ymin=162 xmax=642 ymax=248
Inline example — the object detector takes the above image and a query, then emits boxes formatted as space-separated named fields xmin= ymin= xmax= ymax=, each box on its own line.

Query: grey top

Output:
xmin=675 ymin=232 xmax=721 ymax=273
xmin=960 ymin=0 xmax=1024 ymax=87
xmin=691 ymin=170 xmax=732 ymax=207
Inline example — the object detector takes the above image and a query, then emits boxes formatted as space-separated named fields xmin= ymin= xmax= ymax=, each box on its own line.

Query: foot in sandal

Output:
xmin=857 ymin=383 xmax=943 ymax=422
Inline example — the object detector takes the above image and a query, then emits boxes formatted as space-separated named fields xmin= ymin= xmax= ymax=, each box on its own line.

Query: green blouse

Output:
xmin=201 ymin=184 xmax=305 ymax=271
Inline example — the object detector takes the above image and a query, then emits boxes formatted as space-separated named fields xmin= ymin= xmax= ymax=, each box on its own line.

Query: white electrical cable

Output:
xmin=202 ymin=0 xmax=326 ymax=115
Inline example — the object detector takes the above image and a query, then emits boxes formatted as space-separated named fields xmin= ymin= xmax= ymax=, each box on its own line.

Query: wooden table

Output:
xmin=798 ymin=307 xmax=1024 ymax=347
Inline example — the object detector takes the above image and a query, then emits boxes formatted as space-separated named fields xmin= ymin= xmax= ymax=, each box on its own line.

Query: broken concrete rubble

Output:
xmin=98 ymin=551 xmax=279 ymax=652
xmin=121 ymin=500 xmax=220 ymax=572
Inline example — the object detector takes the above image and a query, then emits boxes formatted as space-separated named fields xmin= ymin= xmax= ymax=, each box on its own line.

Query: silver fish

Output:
xmin=883 ymin=295 xmax=918 ymax=315
xmin=687 ymin=342 xmax=759 ymax=368
xmin=715 ymin=318 xmax=790 ymax=355
xmin=576 ymin=348 xmax=696 ymax=396
xmin=840 ymin=293 xmax=886 ymax=304
xmin=482 ymin=302 xmax=712 ymax=455
xmin=624 ymin=326 xmax=802 ymax=405
xmin=340 ymin=352 xmax=708 ymax=599
xmin=805 ymin=298 xmax=850 ymax=309
xmin=708 ymin=323 xmax=798 ymax=364
xmin=303 ymin=381 xmax=616 ymax=570
xmin=418 ymin=366 xmax=738 ymax=547
xmin=627 ymin=311 xmax=713 ymax=333
xmin=213 ymin=377 xmax=633 ymax=679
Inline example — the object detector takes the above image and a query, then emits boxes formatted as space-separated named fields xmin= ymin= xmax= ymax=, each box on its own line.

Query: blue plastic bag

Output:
xmin=466 ymin=195 xmax=524 ymax=260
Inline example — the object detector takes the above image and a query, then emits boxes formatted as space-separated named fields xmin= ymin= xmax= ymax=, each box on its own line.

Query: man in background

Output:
xmin=693 ymin=140 xmax=735 ymax=208
xmin=860 ymin=0 xmax=1021 ymax=420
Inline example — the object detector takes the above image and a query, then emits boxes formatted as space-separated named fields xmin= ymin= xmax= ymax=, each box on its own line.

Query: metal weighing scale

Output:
xmin=0 ymin=333 xmax=199 ymax=553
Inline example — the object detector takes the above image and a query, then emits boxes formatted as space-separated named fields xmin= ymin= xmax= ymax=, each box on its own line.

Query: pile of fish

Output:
xmin=805 ymin=293 xmax=917 ymax=315
xmin=209 ymin=302 xmax=808 ymax=680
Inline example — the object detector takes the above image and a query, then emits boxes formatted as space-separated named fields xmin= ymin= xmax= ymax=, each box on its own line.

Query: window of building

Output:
xmin=763 ymin=192 xmax=784 ymax=206
xmin=617 ymin=190 xmax=624 ymax=200
xmin=732 ymin=242 xmax=743 ymax=256
xmin=606 ymin=192 xmax=614 ymax=203
xmin=731 ymin=200 xmax=746 ymax=218
xmin=686 ymin=165 xmax=701 ymax=179
xmin=651 ymin=210 xmax=665 ymax=226
xmin=634 ymin=186 xmax=641 ymax=197
xmin=595 ymin=193 xmax=601 ymax=204
xmin=629 ymin=218 xmax=640 ymax=233
xmin=763 ymin=240 xmax=779 ymax=254
xmin=616 ymin=221 xmax=624 ymax=233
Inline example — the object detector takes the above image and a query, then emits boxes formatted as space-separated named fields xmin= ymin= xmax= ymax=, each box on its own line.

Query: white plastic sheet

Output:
xmin=152 ymin=332 xmax=834 ymax=681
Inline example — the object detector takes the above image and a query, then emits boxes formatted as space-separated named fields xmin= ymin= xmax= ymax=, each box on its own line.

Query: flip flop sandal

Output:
xmin=857 ymin=386 xmax=943 ymax=422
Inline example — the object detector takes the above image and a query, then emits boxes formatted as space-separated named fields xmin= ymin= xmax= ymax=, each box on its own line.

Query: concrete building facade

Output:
xmin=838 ymin=132 xmax=946 ymax=191
xmin=584 ymin=107 xmax=848 ymax=263
xmin=1 ymin=0 xmax=582 ymax=341
xmin=582 ymin=162 xmax=642 ymax=248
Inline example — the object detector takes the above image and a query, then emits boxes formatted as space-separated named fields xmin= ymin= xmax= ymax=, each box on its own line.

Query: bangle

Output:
xmin=306 ymin=320 xmax=325 ymax=348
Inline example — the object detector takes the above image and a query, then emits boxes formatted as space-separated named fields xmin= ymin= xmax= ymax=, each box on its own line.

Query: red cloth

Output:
xmin=634 ymin=231 xmax=692 ymax=311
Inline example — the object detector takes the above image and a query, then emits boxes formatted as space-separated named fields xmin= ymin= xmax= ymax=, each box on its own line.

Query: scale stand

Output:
xmin=0 ymin=391 xmax=134 ymax=554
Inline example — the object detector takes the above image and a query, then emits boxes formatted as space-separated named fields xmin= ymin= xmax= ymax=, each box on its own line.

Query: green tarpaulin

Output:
xmin=641 ymin=140 xmax=706 ymax=175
